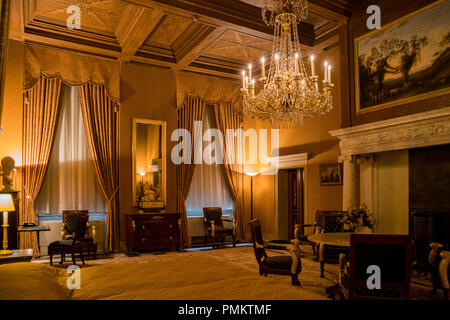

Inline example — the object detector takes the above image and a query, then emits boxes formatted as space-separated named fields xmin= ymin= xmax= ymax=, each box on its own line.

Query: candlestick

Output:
xmin=324 ymin=61 xmax=328 ymax=82
xmin=310 ymin=55 xmax=315 ymax=77
xmin=242 ymin=71 xmax=246 ymax=89
xmin=248 ymin=64 xmax=252 ymax=82
xmin=294 ymin=53 xmax=299 ymax=74
xmin=327 ymin=65 xmax=331 ymax=83
xmin=251 ymin=80 xmax=255 ymax=96
xmin=275 ymin=54 xmax=280 ymax=76
xmin=245 ymin=76 xmax=248 ymax=88
xmin=261 ymin=57 xmax=265 ymax=78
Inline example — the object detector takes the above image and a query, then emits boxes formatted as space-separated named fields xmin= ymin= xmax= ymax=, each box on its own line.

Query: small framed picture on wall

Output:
xmin=319 ymin=164 xmax=342 ymax=186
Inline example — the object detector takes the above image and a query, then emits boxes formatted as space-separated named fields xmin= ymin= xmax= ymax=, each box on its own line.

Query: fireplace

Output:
xmin=409 ymin=144 xmax=450 ymax=269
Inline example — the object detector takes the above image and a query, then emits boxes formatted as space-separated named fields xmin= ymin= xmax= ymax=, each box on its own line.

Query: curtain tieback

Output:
xmin=108 ymin=187 xmax=119 ymax=202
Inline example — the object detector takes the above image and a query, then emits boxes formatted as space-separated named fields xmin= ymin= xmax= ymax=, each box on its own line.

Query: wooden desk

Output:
xmin=0 ymin=249 xmax=33 ymax=264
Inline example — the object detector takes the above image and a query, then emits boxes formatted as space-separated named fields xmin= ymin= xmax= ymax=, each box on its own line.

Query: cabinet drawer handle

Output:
xmin=142 ymin=225 xmax=146 ymax=229
xmin=169 ymin=224 xmax=173 ymax=228
xmin=169 ymin=236 xmax=173 ymax=240
xmin=132 ymin=220 xmax=136 ymax=232
xmin=142 ymin=238 xmax=146 ymax=241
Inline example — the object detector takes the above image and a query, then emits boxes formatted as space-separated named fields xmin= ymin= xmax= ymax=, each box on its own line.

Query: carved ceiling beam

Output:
xmin=175 ymin=26 xmax=227 ymax=68
xmin=116 ymin=6 xmax=165 ymax=61
xmin=126 ymin=0 xmax=315 ymax=46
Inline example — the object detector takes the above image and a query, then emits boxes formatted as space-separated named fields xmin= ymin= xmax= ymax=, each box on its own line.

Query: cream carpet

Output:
xmin=42 ymin=244 xmax=441 ymax=300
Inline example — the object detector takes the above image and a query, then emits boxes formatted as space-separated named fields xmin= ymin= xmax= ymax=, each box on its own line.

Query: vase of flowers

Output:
xmin=340 ymin=204 xmax=375 ymax=233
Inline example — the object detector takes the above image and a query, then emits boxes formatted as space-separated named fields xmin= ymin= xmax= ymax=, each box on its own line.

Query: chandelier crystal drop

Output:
xmin=242 ymin=0 xmax=334 ymax=126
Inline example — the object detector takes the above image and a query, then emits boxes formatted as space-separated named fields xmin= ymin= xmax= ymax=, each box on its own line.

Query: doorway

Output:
xmin=277 ymin=168 xmax=305 ymax=240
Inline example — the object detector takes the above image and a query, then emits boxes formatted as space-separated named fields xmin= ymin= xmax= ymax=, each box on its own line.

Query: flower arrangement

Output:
xmin=340 ymin=204 xmax=375 ymax=232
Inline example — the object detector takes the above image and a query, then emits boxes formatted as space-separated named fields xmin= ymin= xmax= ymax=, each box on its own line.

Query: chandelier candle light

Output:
xmin=241 ymin=0 xmax=333 ymax=125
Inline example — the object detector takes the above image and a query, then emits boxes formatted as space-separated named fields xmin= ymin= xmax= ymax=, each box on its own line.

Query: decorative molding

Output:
xmin=330 ymin=107 xmax=450 ymax=156
xmin=268 ymin=153 xmax=308 ymax=170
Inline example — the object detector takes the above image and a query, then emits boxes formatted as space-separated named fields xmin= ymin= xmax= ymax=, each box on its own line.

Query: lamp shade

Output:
xmin=244 ymin=168 xmax=259 ymax=177
xmin=0 ymin=194 xmax=15 ymax=212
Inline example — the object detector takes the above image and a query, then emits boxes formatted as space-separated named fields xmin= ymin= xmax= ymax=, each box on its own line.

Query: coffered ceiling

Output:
xmin=11 ymin=0 xmax=357 ymax=79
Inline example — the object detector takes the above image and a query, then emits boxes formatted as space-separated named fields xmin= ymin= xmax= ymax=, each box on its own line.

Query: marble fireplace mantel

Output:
xmin=329 ymin=106 xmax=450 ymax=211
xmin=329 ymin=107 xmax=450 ymax=156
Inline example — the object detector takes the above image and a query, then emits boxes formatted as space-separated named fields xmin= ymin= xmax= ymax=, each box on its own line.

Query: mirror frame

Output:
xmin=131 ymin=118 xmax=167 ymax=208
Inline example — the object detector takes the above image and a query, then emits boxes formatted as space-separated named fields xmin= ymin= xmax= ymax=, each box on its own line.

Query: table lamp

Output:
xmin=0 ymin=194 xmax=15 ymax=255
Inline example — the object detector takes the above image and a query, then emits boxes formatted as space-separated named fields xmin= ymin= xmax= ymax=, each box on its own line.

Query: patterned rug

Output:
xmin=40 ymin=245 xmax=442 ymax=300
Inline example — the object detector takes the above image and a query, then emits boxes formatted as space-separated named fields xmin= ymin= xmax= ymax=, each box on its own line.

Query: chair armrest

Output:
xmin=210 ymin=220 xmax=215 ymax=236
xmin=439 ymin=251 xmax=450 ymax=290
xmin=429 ymin=242 xmax=443 ymax=265
xmin=60 ymin=223 xmax=65 ymax=240
xmin=339 ymin=253 xmax=349 ymax=285
xmin=222 ymin=218 xmax=236 ymax=235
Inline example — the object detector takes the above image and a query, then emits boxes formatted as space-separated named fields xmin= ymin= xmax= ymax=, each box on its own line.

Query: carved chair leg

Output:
xmin=211 ymin=237 xmax=215 ymax=249
xmin=79 ymin=248 xmax=85 ymax=265
xmin=93 ymin=243 xmax=97 ymax=259
xmin=49 ymin=251 xmax=53 ymax=266
xmin=60 ymin=253 xmax=65 ymax=264
xmin=232 ymin=235 xmax=236 ymax=247
xmin=291 ymin=273 xmax=300 ymax=286
xmin=71 ymin=250 xmax=76 ymax=265
xmin=259 ymin=268 xmax=263 ymax=276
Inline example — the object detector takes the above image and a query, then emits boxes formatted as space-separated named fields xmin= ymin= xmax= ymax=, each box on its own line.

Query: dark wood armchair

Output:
xmin=249 ymin=219 xmax=302 ymax=286
xmin=295 ymin=210 xmax=347 ymax=260
xmin=61 ymin=210 xmax=97 ymax=259
xmin=49 ymin=214 xmax=89 ymax=266
xmin=203 ymin=207 xmax=236 ymax=248
xmin=429 ymin=242 xmax=450 ymax=300
xmin=338 ymin=234 xmax=412 ymax=300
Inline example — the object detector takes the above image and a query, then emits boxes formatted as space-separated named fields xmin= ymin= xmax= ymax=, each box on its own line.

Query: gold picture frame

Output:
xmin=354 ymin=0 xmax=450 ymax=114
xmin=319 ymin=164 xmax=342 ymax=186
xmin=132 ymin=118 xmax=167 ymax=208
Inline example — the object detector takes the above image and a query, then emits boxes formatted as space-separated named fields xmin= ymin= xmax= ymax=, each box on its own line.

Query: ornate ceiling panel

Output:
xmin=15 ymin=0 xmax=356 ymax=79
xmin=203 ymin=30 xmax=272 ymax=63
xmin=145 ymin=13 xmax=193 ymax=47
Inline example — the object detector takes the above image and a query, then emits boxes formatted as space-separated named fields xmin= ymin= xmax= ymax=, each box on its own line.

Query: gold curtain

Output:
xmin=0 ymin=0 xmax=11 ymax=127
xmin=212 ymin=103 xmax=245 ymax=240
xmin=79 ymin=83 xmax=120 ymax=252
xmin=177 ymin=96 xmax=204 ymax=247
xmin=21 ymin=75 xmax=62 ymax=255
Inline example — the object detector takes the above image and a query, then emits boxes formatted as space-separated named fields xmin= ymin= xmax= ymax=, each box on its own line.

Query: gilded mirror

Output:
xmin=132 ymin=118 xmax=166 ymax=208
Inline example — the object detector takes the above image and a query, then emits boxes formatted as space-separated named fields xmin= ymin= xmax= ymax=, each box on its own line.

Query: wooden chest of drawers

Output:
xmin=125 ymin=213 xmax=181 ymax=252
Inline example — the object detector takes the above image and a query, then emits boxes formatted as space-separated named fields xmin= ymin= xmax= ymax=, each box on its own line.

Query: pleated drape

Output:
xmin=79 ymin=83 xmax=120 ymax=252
xmin=0 ymin=0 xmax=11 ymax=127
xmin=21 ymin=75 xmax=62 ymax=255
xmin=212 ymin=103 xmax=245 ymax=240
xmin=177 ymin=96 xmax=205 ymax=247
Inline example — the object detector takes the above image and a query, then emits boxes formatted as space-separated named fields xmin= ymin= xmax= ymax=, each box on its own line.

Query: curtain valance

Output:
xmin=24 ymin=44 xmax=120 ymax=101
xmin=175 ymin=71 xmax=241 ymax=110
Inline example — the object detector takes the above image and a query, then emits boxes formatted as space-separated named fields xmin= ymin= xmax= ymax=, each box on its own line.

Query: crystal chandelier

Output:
xmin=241 ymin=0 xmax=334 ymax=126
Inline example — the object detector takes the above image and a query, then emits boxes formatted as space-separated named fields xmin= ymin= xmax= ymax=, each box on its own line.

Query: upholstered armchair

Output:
xmin=49 ymin=214 xmax=90 ymax=265
xmin=250 ymin=219 xmax=302 ymax=286
xmin=338 ymin=234 xmax=412 ymax=300
xmin=429 ymin=242 xmax=450 ymax=300
xmin=315 ymin=210 xmax=347 ymax=262
xmin=203 ymin=207 xmax=236 ymax=248
xmin=61 ymin=210 xmax=97 ymax=258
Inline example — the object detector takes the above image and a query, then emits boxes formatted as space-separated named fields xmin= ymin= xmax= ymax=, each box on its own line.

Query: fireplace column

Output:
xmin=339 ymin=155 xmax=358 ymax=210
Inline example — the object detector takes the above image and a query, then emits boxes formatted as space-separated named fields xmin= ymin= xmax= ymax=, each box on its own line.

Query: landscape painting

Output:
xmin=355 ymin=0 xmax=450 ymax=113
xmin=319 ymin=164 xmax=342 ymax=186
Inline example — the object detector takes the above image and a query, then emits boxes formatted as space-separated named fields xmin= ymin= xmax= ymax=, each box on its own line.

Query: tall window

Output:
xmin=185 ymin=105 xmax=234 ymax=217
xmin=36 ymin=85 xmax=106 ymax=214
